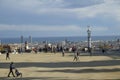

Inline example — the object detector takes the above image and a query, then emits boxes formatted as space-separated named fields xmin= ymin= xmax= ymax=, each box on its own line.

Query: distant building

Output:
xmin=0 ymin=40 xmax=1 ymax=45
xmin=29 ymin=36 xmax=32 ymax=43
xmin=21 ymin=36 xmax=23 ymax=43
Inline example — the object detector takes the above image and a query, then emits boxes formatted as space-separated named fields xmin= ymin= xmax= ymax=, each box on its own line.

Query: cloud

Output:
xmin=0 ymin=24 xmax=81 ymax=32
xmin=92 ymin=26 xmax=108 ymax=32
xmin=0 ymin=0 xmax=120 ymax=37
xmin=0 ymin=0 xmax=103 ymax=9
xmin=0 ymin=0 xmax=105 ymax=15
xmin=63 ymin=0 xmax=104 ymax=8
xmin=1 ymin=0 xmax=120 ymax=21
xmin=0 ymin=24 xmax=109 ymax=32
xmin=72 ymin=0 xmax=120 ymax=20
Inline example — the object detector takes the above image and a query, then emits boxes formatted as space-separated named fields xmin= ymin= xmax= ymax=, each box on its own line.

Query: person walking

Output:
xmin=8 ymin=62 xmax=15 ymax=77
xmin=73 ymin=51 xmax=79 ymax=61
xmin=62 ymin=49 xmax=65 ymax=57
xmin=6 ymin=51 xmax=10 ymax=60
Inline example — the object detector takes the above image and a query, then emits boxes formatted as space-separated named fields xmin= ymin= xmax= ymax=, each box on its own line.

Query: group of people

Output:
xmin=5 ymin=46 xmax=81 ymax=78
xmin=5 ymin=50 xmax=22 ymax=78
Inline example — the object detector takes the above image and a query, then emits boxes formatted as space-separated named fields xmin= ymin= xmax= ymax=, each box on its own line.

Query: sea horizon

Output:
xmin=0 ymin=35 xmax=120 ymax=44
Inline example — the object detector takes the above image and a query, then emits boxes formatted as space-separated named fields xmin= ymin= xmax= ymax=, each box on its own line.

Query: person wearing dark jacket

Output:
xmin=6 ymin=51 xmax=10 ymax=60
xmin=8 ymin=62 xmax=15 ymax=77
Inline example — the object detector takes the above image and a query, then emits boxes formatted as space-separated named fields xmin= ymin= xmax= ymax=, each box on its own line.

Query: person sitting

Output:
xmin=15 ymin=69 xmax=22 ymax=77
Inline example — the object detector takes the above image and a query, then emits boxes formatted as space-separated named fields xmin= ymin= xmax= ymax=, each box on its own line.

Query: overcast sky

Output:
xmin=0 ymin=0 xmax=120 ymax=38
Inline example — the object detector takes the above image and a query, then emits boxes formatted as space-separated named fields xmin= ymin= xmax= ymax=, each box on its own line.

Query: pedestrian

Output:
xmin=73 ymin=52 xmax=79 ymax=61
xmin=8 ymin=62 xmax=15 ymax=77
xmin=102 ymin=48 xmax=105 ymax=54
xmin=53 ymin=46 xmax=56 ymax=54
xmin=6 ymin=51 xmax=10 ymax=60
xmin=62 ymin=49 xmax=65 ymax=57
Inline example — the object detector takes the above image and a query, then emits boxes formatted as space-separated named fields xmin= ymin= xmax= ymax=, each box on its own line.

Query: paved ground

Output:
xmin=0 ymin=52 xmax=120 ymax=80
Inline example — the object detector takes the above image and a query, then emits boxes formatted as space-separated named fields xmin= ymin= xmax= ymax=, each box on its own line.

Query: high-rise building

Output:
xmin=21 ymin=36 xmax=23 ymax=43
xmin=29 ymin=36 xmax=32 ymax=43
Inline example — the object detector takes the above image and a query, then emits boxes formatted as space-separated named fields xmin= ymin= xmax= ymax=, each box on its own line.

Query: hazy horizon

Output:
xmin=0 ymin=35 xmax=120 ymax=39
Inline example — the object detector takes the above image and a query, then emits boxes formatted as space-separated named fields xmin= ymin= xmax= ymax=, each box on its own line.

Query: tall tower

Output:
xmin=0 ymin=40 xmax=1 ymax=45
xmin=21 ymin=36 xmax=23 ymax=43
xmin=29 ymin=36 xmax=32 ymax=43
xmin=20 ymin=36 xmax=24 ymax=53
xmin=87 ymin=26 xmax=92 ymax=50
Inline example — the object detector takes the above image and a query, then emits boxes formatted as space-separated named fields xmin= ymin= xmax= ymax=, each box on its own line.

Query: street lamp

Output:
xmin=87 ymin=26 xmax=92 ymax=55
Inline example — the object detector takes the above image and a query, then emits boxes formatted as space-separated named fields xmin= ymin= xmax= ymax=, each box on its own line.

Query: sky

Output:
xmin=0 ymin=0 xmax=120 ymax=38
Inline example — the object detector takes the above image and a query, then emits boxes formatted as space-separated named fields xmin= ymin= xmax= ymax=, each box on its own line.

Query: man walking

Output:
xmin=73 ymin=50 xmax=79 ymax=61
xmin=8 ymin=62 xmax=15 ymax=77
xmin=6 ymin=51 xmax=10 ymax=60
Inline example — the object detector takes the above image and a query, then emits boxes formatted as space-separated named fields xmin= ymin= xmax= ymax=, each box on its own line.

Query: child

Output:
xmin=15 ymin=69 xmax=22 ymax=77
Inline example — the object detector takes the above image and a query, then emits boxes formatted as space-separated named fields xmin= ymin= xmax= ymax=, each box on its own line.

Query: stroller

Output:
xmin=15 ymin=69 xmax=22 ymax=77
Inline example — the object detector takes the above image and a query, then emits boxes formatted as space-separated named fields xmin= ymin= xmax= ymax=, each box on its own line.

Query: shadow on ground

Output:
xmin=0 ymin=77 xmax=120 ymax=80
xmin=36 ymin=68 xmax=120 ymax=73
xmin=0 ymin=60 xmax=120 ymax=69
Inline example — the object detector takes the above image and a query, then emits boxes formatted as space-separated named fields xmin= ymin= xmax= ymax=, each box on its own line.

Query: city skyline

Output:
xmin=0 ymin=0 xmax=120 ymax=38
